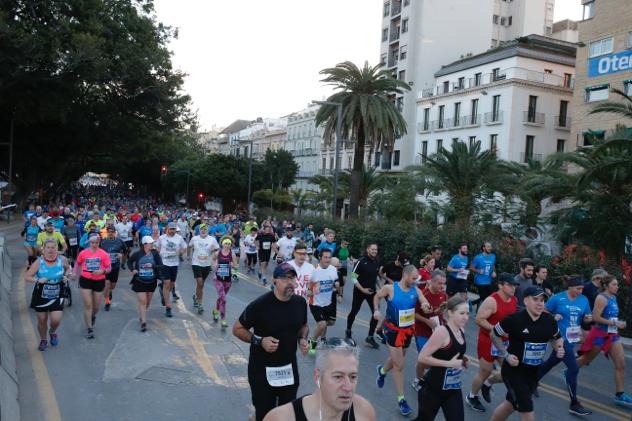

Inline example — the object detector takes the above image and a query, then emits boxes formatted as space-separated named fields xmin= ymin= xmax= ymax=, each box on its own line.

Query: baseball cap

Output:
xmin=141 ymin=236 xmax=155 ymax=245
xmin=167 ymin=222 xmax=177 ymax=229
xmin=273 ymin=263 xmax=297 ymax=279
xmin=498 ymin=272 xmax=519 ymax=285
xmin=523 ymin=286 xmax=547 ymax=299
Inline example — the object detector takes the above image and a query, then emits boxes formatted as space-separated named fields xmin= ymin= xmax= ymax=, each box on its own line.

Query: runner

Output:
xmin=374 ymin=265 xmax=431 ymax=416
xmin=73 ymin=234 xmax=112 ymax=339
xmin=128 ymin=236 xmax=163 ymax=332
xmin=416 ymin=295 xmax=470 ymax=421
xmin=115 ymin=214 xmax=134 ymax=265
xmin=334 ymin=239 xmax=352 ymax=302
xmin=307 ymin=248 xmax=338 ymax=356
xmin=533 ymin=266 xmax=553 ymax=297
xmin=466 ymin=273 xmax=518 ymax=413
xmin=188 ymin=224 xmax=219 ymax=314
xmin=211 ymin=236 xmax=239 ymax=328
xmin=176 ymin=214 xmax=191 ymax=242
xmin=289 ymin=243 xmax=315 ymax=299
xmin=256 ymin=225 xmax=277 ymax=286
xmin=470 ymin=241 xmax=497 ymax=309
xmin=244 ymin=227 xmax=258 ymax=274
xmin=489 ymin=286 xmax=564 ymax=421
xmin=137 ymin=218 xmax=153 ymax=243
xmin=302 ymin=223 xmax=316 ymax=258
xmin=577 ymin=275 xmax=632 ymax=407
xmin=36 ymin=221 xmax=67 ymax=255
xmin=379 ymin=251 xmax=409 ymax=285
xmin=23 ymin=215 xmax=41 ymax=267
xmin=79 ymin=222 xmax=100 ymax=249
xmin=61 ymin=217 xmax=81 ymax=266
xmin=446 ymin=243 xmax=469 ymax=301
xmin=232 ymin=263 xmax=309 ymax=421
xmin=25 ymin=238 xmax=72 ymax=351
xmin=100 ymin=226 xmax=127 ymax=311
xmin=430 ymin=245 xmax=444 ymax=270
xmin=345 ymin=243 xmax=380 ymax=349
xmin=155 ymin=222 xmax=187 ymax=317
xmin=513 ymin=258 xmax=535 ymax=310
xmin=536 ymin=276 xmax=592 ymax=415
xmin=315 ymin=231 xmax=336 ymax=258
xmin=263 ymin=338 xmax=377 ymax=421
xmin=276 ymin=228 xmax=298 ymax=263
xmin=417 ymin=255 xmax=435 ymax=289
xmin=230 ymin=222 xmax=242 ymax=280
xmin=47 ymin=210 xmax=65 ymax=232
xmin=582 ymin=268 xmax=608 ymax=310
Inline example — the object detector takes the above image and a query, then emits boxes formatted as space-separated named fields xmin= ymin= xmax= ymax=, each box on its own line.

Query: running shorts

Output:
xmin=79 ymin=276 xmax=106 ymax=292
xmin=161 ymin=266 xmax=179 ymax=282
xmin=447 ymin=277 xmax=467 ymax=295
xmin=309 ymin=304 xmax=330 ymax=323
xmin=192 ymin=265 xmax=211 ymax=281
xmin=501 ymin=362 xmax=537 ymax=413
xmin=106 ymin=266 xmax=120 ymax=283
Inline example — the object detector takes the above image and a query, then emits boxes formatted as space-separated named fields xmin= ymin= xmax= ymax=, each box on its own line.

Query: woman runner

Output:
xmin=23 ymin=215 xmax=41 ymax=267
xmin=128 ymin=236 xmax=163 ymax=332
xmin=212 ymin=236 xmax=239 ymax=328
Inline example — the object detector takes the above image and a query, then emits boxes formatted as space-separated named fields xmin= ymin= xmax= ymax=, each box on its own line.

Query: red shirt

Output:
xmin=418 ymin=268 xmax=432 ymax=287
xmin=415 ymin=286 xmax=448 ymax=337
xmin=478 ymin=292 xmax=517 ymax=339
xmin=130 ymin=213 xmax=142 ymax=223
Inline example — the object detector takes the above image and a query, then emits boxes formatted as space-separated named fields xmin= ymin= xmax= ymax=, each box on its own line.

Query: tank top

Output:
xmin=37 ymin=256 xmax=64 ymax=284
xmin=480 ymin=292 xmax=517 ymax=338
xmin=385 ymin=282 xmax=418 ymax=328
xmin=216 ymin=250 xmax=233 ymax=281
xmin=597 ymin=293 xmax=619 ymax=333
xmin=425 ymin=324 xmax=466 ymax=392
xmin=291 ymin=396 xmax=355 ymax=421
xmin=25 ymin=226 xmax=40 ymax=243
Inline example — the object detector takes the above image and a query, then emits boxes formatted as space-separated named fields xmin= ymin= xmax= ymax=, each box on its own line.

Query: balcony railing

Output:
xmin=390 ymin=28 xmax=400 ymax=42
xmin=417 ymin=122 xmax=431 ymax=133
xmin=484 ymin=111 xmax=503 ymax=124
xmin=520 ymin=153 xmax=543 ymax=163
xmin=554 ymin=115 xmax=571 ymax=130
xmin=421 ymin=88 xmax=434 ymax=98
xmin=461 ymin=114 xmax=481 ymax=126
xmin=387 ymin=57 xmax=399 ymax=68
xmin=523 ymin=111 xmax=545 ymax=125
xmin=391 ymin=1 xmax=401 ymax=16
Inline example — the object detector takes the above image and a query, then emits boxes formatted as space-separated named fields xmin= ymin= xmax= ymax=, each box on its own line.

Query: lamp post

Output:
xmin=312 ymin=100 xmax=342 ymax=219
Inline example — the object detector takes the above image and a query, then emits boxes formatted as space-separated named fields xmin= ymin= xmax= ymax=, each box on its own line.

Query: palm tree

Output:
xmin=589 ymin=88 xmax=632 ymax=119
xmin=290 ymin=189 xmax=308 ymax=216
xmin=338 ymin=166 xmax=388 ymax=209
xmin=315 ymin=61 xmax=410 ymax=218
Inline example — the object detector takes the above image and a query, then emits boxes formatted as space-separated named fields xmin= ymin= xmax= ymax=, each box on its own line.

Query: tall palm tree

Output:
xmin=589 ymin=88 xmax=632 ymax=119
xmin=315 ymin=61 xmax=410 ymax=218
xmin=338 ymin=166 xmax=388 ymax=209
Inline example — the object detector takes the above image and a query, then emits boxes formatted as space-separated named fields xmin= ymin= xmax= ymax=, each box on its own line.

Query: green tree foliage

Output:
xmin=370 ymin=173 xmax=424 ymax=221
xmin=263 ymin=149 xmax=299 ymax=191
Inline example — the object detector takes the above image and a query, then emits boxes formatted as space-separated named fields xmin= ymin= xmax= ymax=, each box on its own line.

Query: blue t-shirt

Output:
xmin=316 ymin=241 xmax=337 ymax=255
xmin=448 ymin=254 xmax=468 ymax=279
xmin=546 ymin=291 xmax=591 ymax=343
xmin=138 ymin=225 xmax=153 ymax=239
xmin=472 ymin=252 xmax=496 ymax=285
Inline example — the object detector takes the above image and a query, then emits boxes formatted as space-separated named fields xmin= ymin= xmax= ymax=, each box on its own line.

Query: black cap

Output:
xmin=524 ymin=286 xmax=546 ymax=298
xmin=498 ymin=272 xmax=519 ymax=285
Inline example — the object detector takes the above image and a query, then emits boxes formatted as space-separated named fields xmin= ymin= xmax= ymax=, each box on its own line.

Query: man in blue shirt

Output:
xmin=537 ymin=277 xmax=593 ymax=416
xmin=446 ymin=243 xmax=469 ymax=300
xmin=470 ymin=241 xmax=497 ymax=308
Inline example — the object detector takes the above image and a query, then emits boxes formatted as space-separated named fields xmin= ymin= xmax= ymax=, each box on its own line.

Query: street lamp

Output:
xmin=312 ymin=100 xmax=342 ymax=219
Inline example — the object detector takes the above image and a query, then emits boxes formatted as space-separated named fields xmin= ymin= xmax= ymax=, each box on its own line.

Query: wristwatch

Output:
xmin=251 ymin=335 xmax=262 ymax=347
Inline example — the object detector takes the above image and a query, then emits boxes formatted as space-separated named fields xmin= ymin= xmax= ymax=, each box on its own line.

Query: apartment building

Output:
xmin=570 ymin=0 xmax=632 ymax=148
xmin=417 ymin=35 xmax=575 ymax=163
xmin=285 ymin=105 xmax=323 ymax=191
xmin=379 ymin=0 xmax=556 ymax=170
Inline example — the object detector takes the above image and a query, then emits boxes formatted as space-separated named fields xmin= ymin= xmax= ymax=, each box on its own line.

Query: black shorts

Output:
xmin=310 ymin=304 xmax=332 ymax=323
xmin=384 ymin=323 xmax=413 ymax=348
xmin=124 ymin=240 xmax=133 ymax=250
xmin=501 ymin=362 xmax=537 ymax=413
xmin=79 ymin=276 xmax=106 ymax=292
xmin=161 ymin=265 xmax=179 ymax=282
xmin=258 ymin=250 xmax=271 ymax=263
xmin=192 ymin=265 xmax=211 ymax=280
xmin=339 ymin=266 xmax=348 ymax=277
xmin=66 ymin=245 xmax=79 ymax=260
xmin=131 ymin=279 xmax=157 ymax=293
xmin=30 ymin=283 xmax=65 ymax=312
xmin=447 ymin=277 xmax=467 ymax=296
xmin=246 ymin=253 xmax=258 ymax=265
xmin=106 ymin=266 xmax=120 ymax=283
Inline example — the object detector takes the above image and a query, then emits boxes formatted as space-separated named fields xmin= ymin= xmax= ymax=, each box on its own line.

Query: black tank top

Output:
xmin=291 ymin=395 xmax=355 ymax=421
xmin=425 ymin=324 xmax=466 ymax=392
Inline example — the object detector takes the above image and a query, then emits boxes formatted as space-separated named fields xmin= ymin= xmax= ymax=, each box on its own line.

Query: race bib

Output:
xmin=69 ymin=237 xmax=78 ymax=246
xmin=456 ymin=270 xmax=468 ymax=280
xmin=248 ymin=245 xmax=256 ymax=253
xmin=262 ymin=241 xmax=271 ymax=250
xmin=442 ymin=367 xmax=462 ymax=390
xmin=41 ymin=284 xmax=61 ymax=299
xmin=398 ymin=308 xmax=415 ymax=327
xmin=522 ymin=342 xmax=547 ymax=365
xmin=265 ymin=364 xmax=294 ymax=387
xmin=26 ymin=234 xmax=37 ymax=242
xmin=139 ymin=267 xmax=154 ymax=279
xmin=217 ymin=264 xmax=230 ymax=277
xmin=608 ymin=318 xmax=618 ymax=334
xmin=86 ymin=257 xmax=101 ymax=272
xmin=566 ymin=326 xmax=581 ymax=343
xmin=109 ymin=252 xmax=119 ymax=264
xmin=491 ymin=340 xmax=509 ymax=357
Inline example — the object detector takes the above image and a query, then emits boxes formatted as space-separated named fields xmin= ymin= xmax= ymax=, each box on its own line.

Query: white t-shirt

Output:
xmin=244 ymin=234 xmax=257 ymax=254
xmin=277 ymin=237 xmax=297 ymax=259
xmin=177 ymin=219 xmax=190 ymax=237
xmin=289 ymin=259 xmax=315 ymax=300
xmin=156 ymin=233 xmax=187 ymax=267
xmin=189 ymin=235 xmax=219 ymax=267
xmin=115 ymin=222 xmax=133 ymax=241
xmin=311 ymin=265 xmax=338 ymax=307
xmin=36 ymin=215 xmax=49 ymax=230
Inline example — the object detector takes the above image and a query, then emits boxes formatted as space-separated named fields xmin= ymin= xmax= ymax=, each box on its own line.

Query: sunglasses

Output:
xmin=317 ymin=337 xmax=357 ymax=349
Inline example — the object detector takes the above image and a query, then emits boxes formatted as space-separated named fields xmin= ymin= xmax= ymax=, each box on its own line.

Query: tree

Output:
xmin=370 ymin=173 xmax=424 ymax=221
xmin=262 ymin=149 xmax=299 ymax=192
xmin=315 ymin=61 xmax=410 ymax=218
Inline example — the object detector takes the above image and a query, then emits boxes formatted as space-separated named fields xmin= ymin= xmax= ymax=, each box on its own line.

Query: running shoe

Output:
xmin=49 ymin=332 xmax=59 ymax=347
xmin=213 ymin=309 xmax=219 ymax=322
xmin=345 ymin=329 xmax=353 ymax=340
xmin=38 ymin=340 xmax=48 ymax=351
xmin=221 ymin=320 xmax=228 ymax=329
xmin=365 ymin=336 xmax=379 ymax=349
xmin=104 ymin=303 xmax=111 ymax=311
xmin=614 ymin=392 xmax=632 ymax=408
xmin=140 ymin=322 xmax=147 ymax=332
xmin=568 ymin=402 xmax=591 ymax=416
xmin=192 ymin=294 xmax=198 ymax=307
xmin=398 ymin=399 xmax=413 ymax=416
xmin=86 ymin=328 xmax=94 ymax=339
xmin=376 ymin=365 xmax=386 ymax=388
xmin=375 ymin=330 xmax=386 ymax=345
xmin=481 ymin=383 xmax=493 ymax=403
xmin=165 ymin=307 xmax=173 ymax=318
xmin=466 ymin=394 xmax=485 ymax=412
xmin=308 ymin=339 xmax=317 ymax=357
xmin=262 ymin=277 xmax=267 ymax=286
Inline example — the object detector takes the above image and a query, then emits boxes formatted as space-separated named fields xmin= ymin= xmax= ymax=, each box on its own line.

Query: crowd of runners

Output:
xmin=16 ymin=188 xmax=632 ymax=421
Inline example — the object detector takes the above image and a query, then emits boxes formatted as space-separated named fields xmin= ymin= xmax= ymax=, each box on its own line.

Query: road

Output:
xmin=3 ymin=225 xmax=631 ymax=421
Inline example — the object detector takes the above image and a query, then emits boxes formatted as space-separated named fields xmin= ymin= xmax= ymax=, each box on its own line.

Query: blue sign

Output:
xmin=588 ymin=51 xmax=632 ymax=78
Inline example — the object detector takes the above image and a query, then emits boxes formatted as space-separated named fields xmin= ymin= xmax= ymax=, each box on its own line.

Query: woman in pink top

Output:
xmin=73 ymin=234 xmax=111 ymax=339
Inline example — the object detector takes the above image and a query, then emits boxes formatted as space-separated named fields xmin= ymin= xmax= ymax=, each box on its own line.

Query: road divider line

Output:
xmin=16 ymin=268 xmax=62 ymax=421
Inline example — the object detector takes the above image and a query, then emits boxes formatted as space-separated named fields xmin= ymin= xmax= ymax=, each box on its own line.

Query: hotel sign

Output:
xmin=588 ymin=51 xmax=632 ymax=78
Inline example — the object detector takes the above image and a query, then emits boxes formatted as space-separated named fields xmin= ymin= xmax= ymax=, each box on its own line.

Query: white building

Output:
xmin=417 ymin=35 xmax=576 ymax=163
xmin=379 ymin=0 xmax=556 ymax=170
xmin=285 ymin=105 xmax=323 ymax=191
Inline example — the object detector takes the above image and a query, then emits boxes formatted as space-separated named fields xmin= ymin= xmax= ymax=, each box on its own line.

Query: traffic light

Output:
xmin=160 ymin=165 xmax=168 ymax=175
xmin=197 ymin=192 xmax=204 ymax=201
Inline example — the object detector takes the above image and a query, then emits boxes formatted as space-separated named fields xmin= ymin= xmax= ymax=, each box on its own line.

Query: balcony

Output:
xmin=387 ymin=56 xmax=399 ymax=68
xmin=421 ymin=88 xmax=434 ymax=98
xmin=417 ymin=122 xmax=431 ymax=133
xmin=389 ymin=28 xmax=400 ymax=43
xmin=523 ymin=111 xmax=545 ymax=126
xmin=484 ymin=111 xmax=503 ymax=125
xmin=461 ymin=114 xmax=481 ymax=127
xmin=554 ymin=115 xmax=571 ymax=131
xmin=391 ymin=1 xmax=402 ymax=16
xmin=520 ymin=153 xmax=543 ymax=163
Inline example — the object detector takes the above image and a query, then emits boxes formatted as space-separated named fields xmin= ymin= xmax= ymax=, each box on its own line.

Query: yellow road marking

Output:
xmin=16 ymin=268 xmax=62 ymax=421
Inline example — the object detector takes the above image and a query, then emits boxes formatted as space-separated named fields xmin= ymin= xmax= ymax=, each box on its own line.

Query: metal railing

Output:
xmin=390 ymin=28 xmax=400 ymax=42
xmin=461 ymin=114 xmax=481 ymax=126
xmin=523 ymin=111 xmax=545 ymax=125
xmin=417 ymin=122 xmax=431 ymax=133
xmin=484 ymin=111 xmax=503 ymax=124
xmin=391 ymin=1 xmax=401 ymax=15
xmin=554 ymin=115 xmax=571 ymax=129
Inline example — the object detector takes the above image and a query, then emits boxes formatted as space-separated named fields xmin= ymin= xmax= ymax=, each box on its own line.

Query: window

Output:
xmin=396 ymin=96 xmax=404 ymax=111
xmin=374 ymin=152 xmax=381 ymax=167
xmin=400 ymin=45 xmax=407 ymax=60
xmin=451 ymin=137 xmax=460 ymax=145
xmin=443 ymin=81 xmax=450 ymax=94
xmin=457 ymin=77 xmax=465 ymax=89
xmin=585 ymin=84 xmax=609 ymax=102
xmin=583 ymin=130 xmax=605 ymax=146
xmin=469 ymin=136 xmax=476 ymax=148
xmin=528 ymin=95 xmax=538 ymax=121
xmin=625 ymin=81 xmax=632 ymax=96
xmin=393 ymin=150 xmax=400 ymax=166
xmin=329 ymin=157 xmax=334 ymax=171
xmin=402 ymin=18 xmax=409 ymax=33
xmin=474 ymin=73 xmax=482 ymax=86
xmin=436 ymin=139 xmax=443 ymax=152
xmin=383 ymin=2 xmax=390 ymax=17
xmin=492 ymin=95 xmax=501 ymax=120
xmin=438 ymin=105 xmax=445 ymax=129
xmin=501 ymin=17 xmax=506 ymax=25
xmin=348 ymin=156 xmax=352 ymax=169
xmin=493 ymin=15 xmax=499 ymax=24
xmin=524 ymin=135 xmax=534 ymax=162
xmin=453 ymin=102 xmax=461 ymax=126
xmin=508 ymin=16 xmax=512 ymax=26
xmin=556 ymin=139 xmax=566 ymax=153
xmin=590 ymin=37 xmax=613 ymax=57
xmin=563 ymin=73 xmax=573 ymax=88
xmin=380 ymin=53 xmax=387 ymax=65
xmin=582 ymin=1 xmax=595 ymax=20
xmin=423 ymin=108 xmax=430 ymax=131
xmin=398 ymin=70 xmax=406 ymax=80
xmin=421 ymin=141 xmax=428 ymax=162
xmin=490 ymin=134 xmax=498 ymax=151
xmin=403 ymin=0 xmax=410 ymax=6
xmin=382 ymin=28 xmax=388 ymax=42
xmin=492 ymin=68 xmax=504 ymax=81
xmin=544 ymin=69 xmax=553 ymax=74
xmin=559 ymin=100 xmax=569 ymax=127
xmin=471 ymin=98 xmax=479 ymax=123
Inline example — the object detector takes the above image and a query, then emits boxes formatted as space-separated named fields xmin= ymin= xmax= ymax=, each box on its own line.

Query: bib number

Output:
xmin=566 ymin=326 xmax=581 ymax=343
xmin=262 ymin=242 xmax=271 ymax=250
xmin=139 ymin=268 xmax=154 ymax=279
xmin=456 ymin=270 xmax=468 ymax=280
xmin=41 ymin=284 xmax=61 ymax=299
xmin=26 ymin=234 xmax=36 ymax=242
xmin=217 ymin=264 xmax=230 ymax=278
xmin=442 ymin=367 xmax=462 ymax=390
xmin=86 ymin=258 xmax=101 ymax=272
xmin=491 ymin=340 xmax=509 ymax=357
xmin=608 ymin=318 xmax=618 ymax=334
xmin=522 ymin=342 xmax=547 ymax=365
xmin=69 ymin=237 xmax=78 ymax=246
xmin=398 ymin=308 xmax=415 ymax=327
xmin=265 ymin=364 xmax=294 ymax=387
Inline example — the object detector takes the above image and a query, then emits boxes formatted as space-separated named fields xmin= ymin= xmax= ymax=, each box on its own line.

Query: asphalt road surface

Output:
xmin=3 ymin=225 xmax=631 ymax=421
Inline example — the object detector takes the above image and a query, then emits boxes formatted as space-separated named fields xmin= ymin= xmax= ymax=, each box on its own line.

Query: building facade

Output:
xmin=379 ymin=0 xmax=557 ymax=169
xmin=417 ymin=35 xmax=575 ymax=163
xmin=570 ymin=0 xmax=632 ymax=148
xmin=286 ymin=105 xmax=323 ymax=191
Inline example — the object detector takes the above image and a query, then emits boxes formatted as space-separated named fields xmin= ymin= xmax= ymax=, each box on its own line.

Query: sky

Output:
xmin=153 ymin=0 xmax=583 ymax=130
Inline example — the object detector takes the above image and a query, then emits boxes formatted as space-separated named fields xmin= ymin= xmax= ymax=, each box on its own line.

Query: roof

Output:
xmin=435 ymin=34 xmax=576 ymax=77
xmin=220 ymin=120 xmax=251 ymax=135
